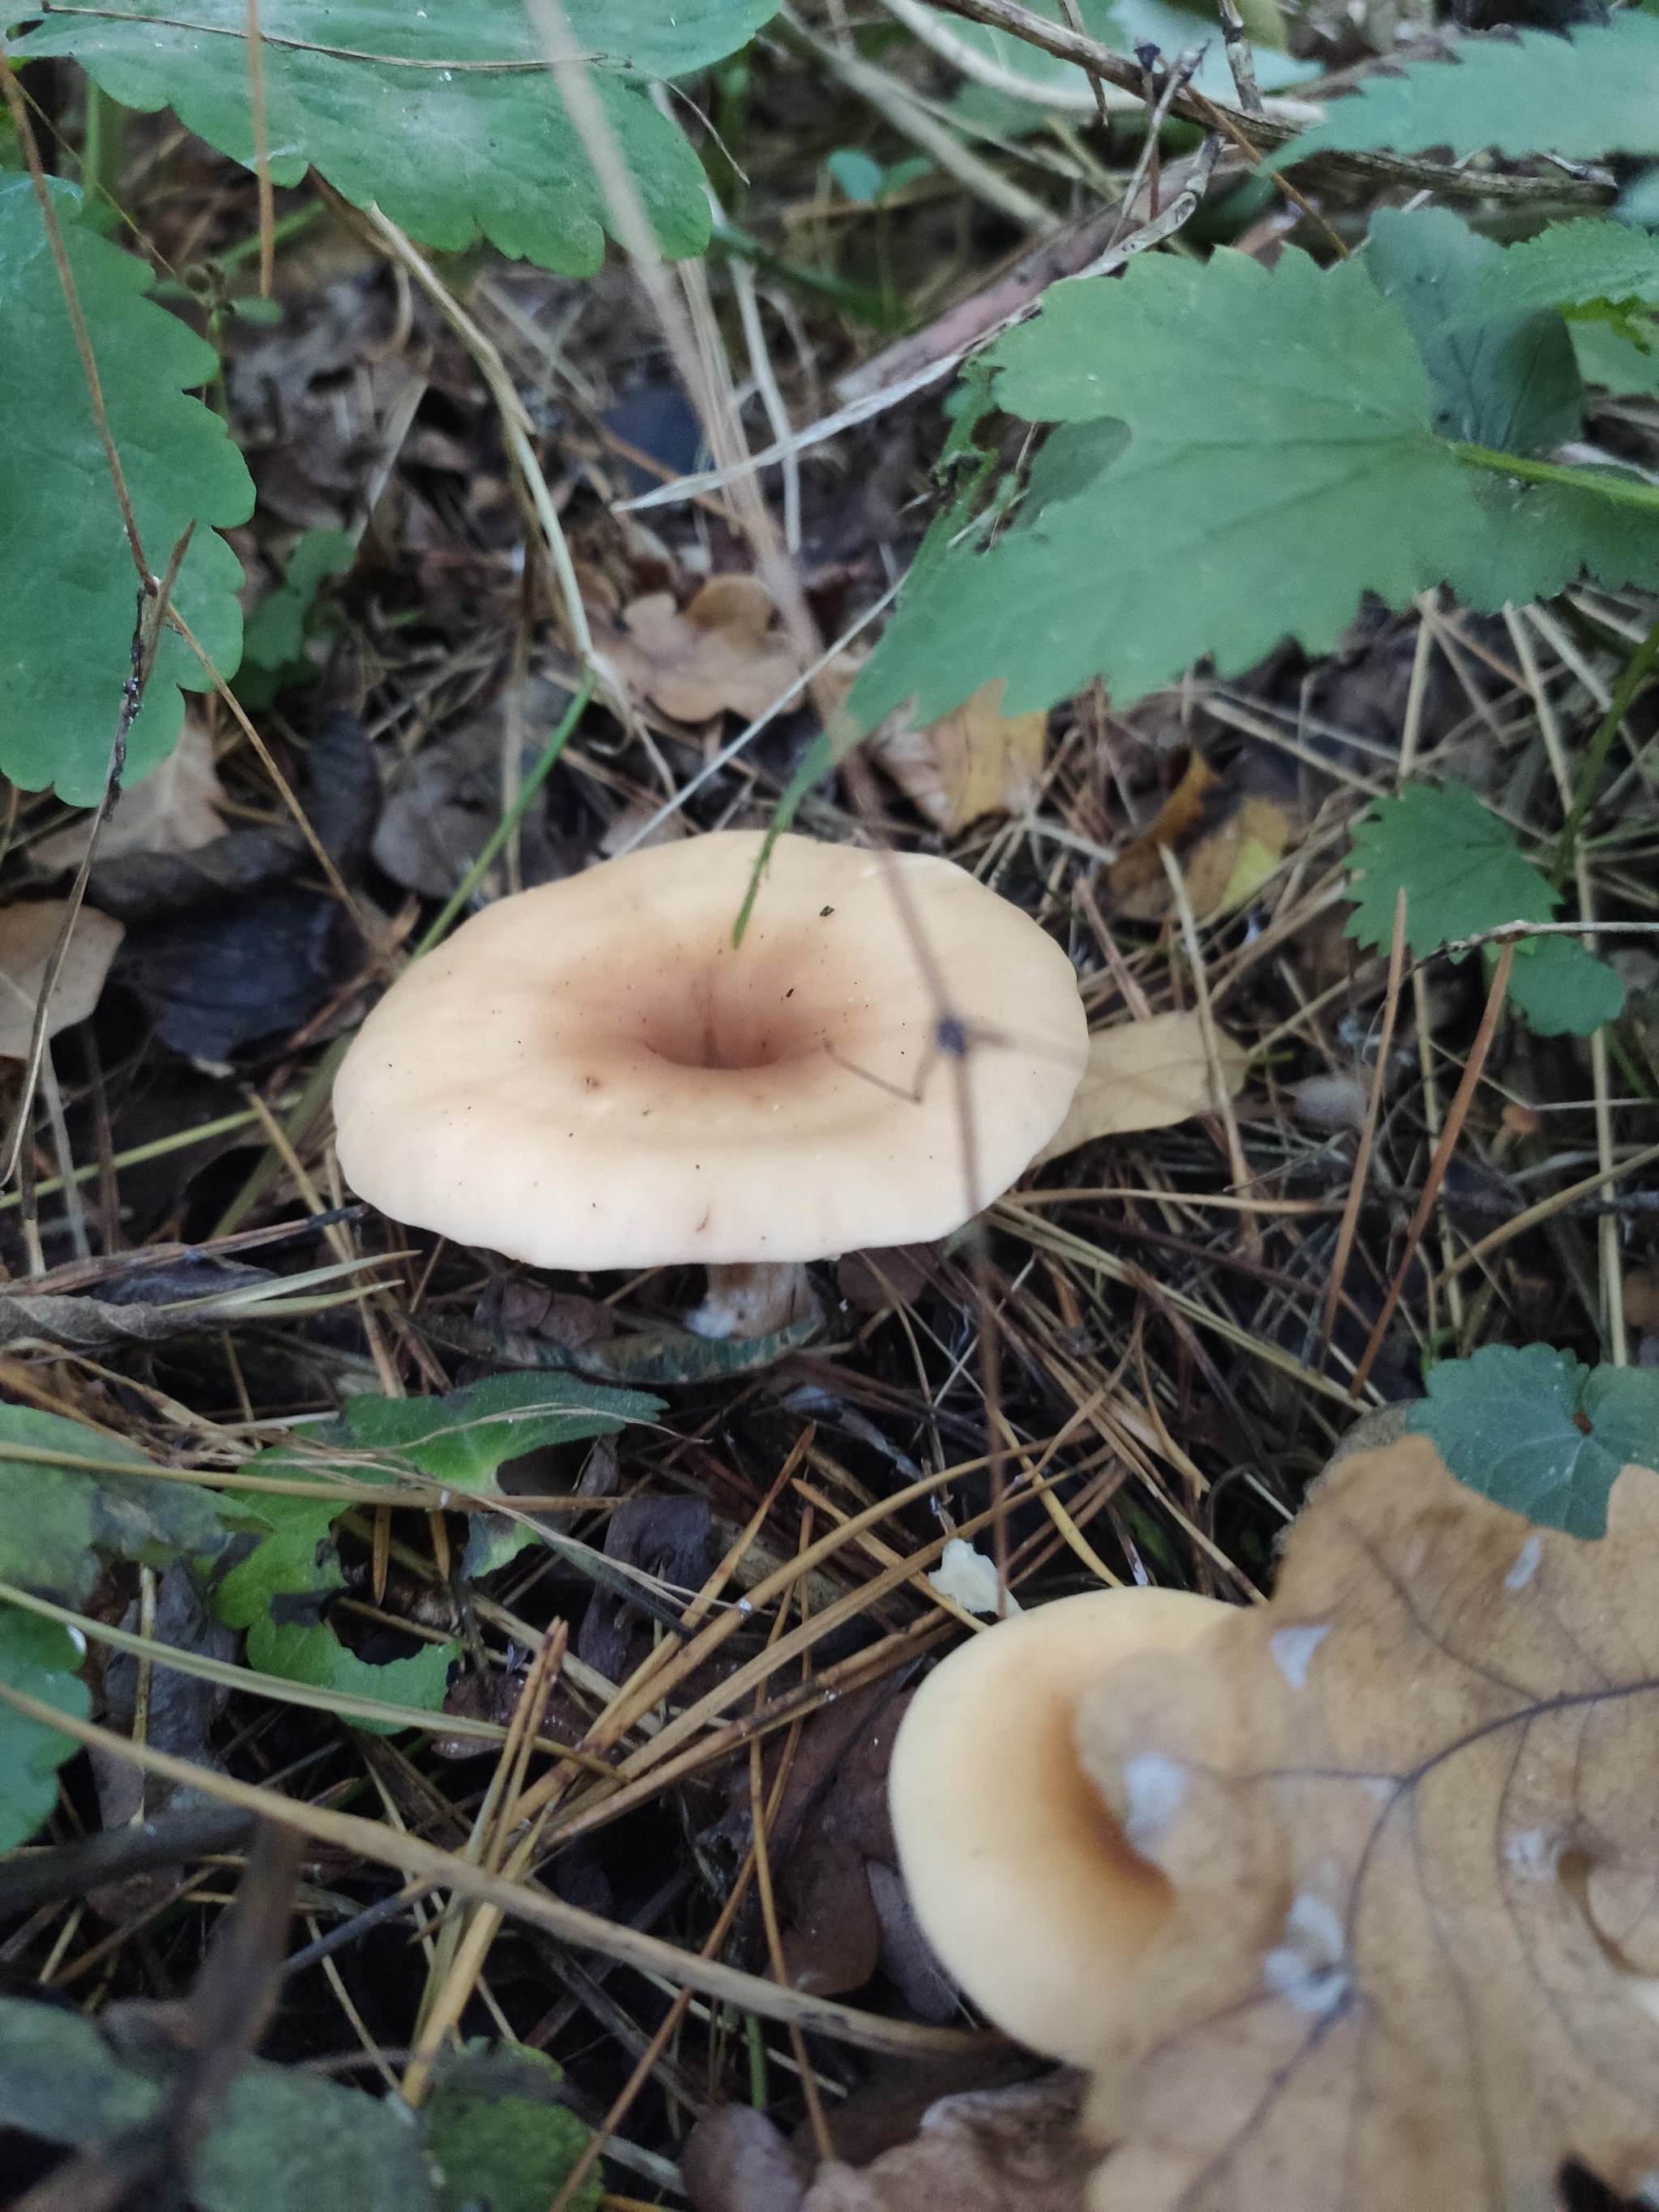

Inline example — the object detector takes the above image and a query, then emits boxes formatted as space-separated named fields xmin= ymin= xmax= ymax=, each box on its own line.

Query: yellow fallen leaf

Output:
xmin=1076 ymin=1434 xmax=1659 ymax=2211
xmin=1035 ymin=1011 xmax=1247 ymax=1164
xmin=1109 ymin=756 xmax=1300 ymax=923
xmin=872 ymin=680 xmax=1047 ymax=835
xmin=0 ymin=900 xmax=124 ymax=1059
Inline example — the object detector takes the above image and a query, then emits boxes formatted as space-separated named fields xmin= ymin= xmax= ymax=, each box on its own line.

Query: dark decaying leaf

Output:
xmin=372 ymin=676 xmax=576 ymax=899
xmin=578 ymin=1494 xmax=712 ymax=1678
xmin=122 ymin=886 xmax=354 ymax=1058
xmin=86 ymin=829 xmax=305 ymax=927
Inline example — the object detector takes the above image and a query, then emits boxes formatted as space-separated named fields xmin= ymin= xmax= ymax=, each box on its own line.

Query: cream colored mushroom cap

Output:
xmin=888 ymin=1588 xmax=1230 ymax=2064
xmin=332 ymin=831 xmax=1087 ymax=1269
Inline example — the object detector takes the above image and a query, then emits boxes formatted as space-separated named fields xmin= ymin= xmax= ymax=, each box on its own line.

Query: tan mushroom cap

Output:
xmin=888 ymin=1588 xmax=1230 ymax=2064
xmin=332 ymin=830 xmax=1087 ymax=1269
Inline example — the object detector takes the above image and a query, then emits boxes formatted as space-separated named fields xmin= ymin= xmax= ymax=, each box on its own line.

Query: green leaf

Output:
xmin=0 ymin=1994 xmax=438 ymax=2212
xmin=1347 ymin=782 xmax=1553 ymax=953
xmin=827 ymin=147 xmax=883 ymax=204
xmin=1573 ymin=315 xmax=1659 ymax=398
xmin=1408 ymin=1345 xmax=1659 ymax=1539
xmin=1503 ymin=932 xmax=1627 ymax=1037
xmin=1364 ymin=207 xmax=1582 ymax=451
xmin=0 ymin=176 xmax=253 ymax=803
xmin=9 ymin=0 xmax=781 ymax=278
xmin=212 ymin=1375 xmax=659 ymax=1725
xmin=1273 ymin=12 xmax=1659 ymax=164
xmin=421 ymin=2042 xmax=600 ymax=2212
xmin=0 ymin=1608 xmax=92 ymax=1849
xmin=1459 ymin=217 xmax=1659 ymax=326
xmin=0 ymin=1993 xmax=159 ymax=2144
xmin=237 ymin=526 xmax=356 ymax=708
xmin=1345 ymin=782 xmax=1623 ymax=1038
xmin=339 ymin=1371 xmax=662 ymax=1485
xmin=193 ymin=2050 xmax=438 ymax=2212
xmin=0 ymin=1402 xmax=232 ymax=1610
xmin=847 ymin=245 xmax=1659 ymax=737
xmin=211 ymin=1470 xmax=458 ymax=1726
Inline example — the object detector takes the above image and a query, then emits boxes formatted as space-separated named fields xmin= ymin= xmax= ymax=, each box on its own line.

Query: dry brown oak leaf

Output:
xmin=603 ymin=575 xmax=804 ymax=722
xmin=1074 ymin=1433 xmax=1659 ymax=2212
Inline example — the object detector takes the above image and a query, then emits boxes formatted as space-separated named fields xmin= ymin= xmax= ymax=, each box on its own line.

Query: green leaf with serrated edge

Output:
xmin=1408 ymin=1345 xmax=1659 ymax=1539
xmin=0 ymin=1995 xmax=437 ymax=2212
xmin=1347 ymin=783 xmax=1555 ymax=956
xmin=844 ymin=247 xmax=1659 ymax=739
xmin=7 ymin=0 xmax=781 ymax=279
xmin=0 ymin=1608 xmax=91 ymax=1848
xmin=0 ymin=177 xmax=252 ymax=803
xmin=1458 ymin=218 xmax=1659 ymax=326
xmin=212 ymin=1375 xmax=656 ymax=1725
xmin=1504 ymin=932 xmax=1627 ymax=1037
xmin=1271 ymin=12 xmax=1659 ymax=165
xmin=0 ymin=1403 xmax=232 ymax=1610
xmin=1346 ymin=783 xmax=1623 ymax=1038
xmin=422 ymin=2042 xmax=599 ymax=2212
xmin=1574 ymin=316 xmax=1659 ymax=397
xmin=1364 ymin=207 xmax=1582 ymax=451
xmin=339 ymin=1371 xmax=659 ymax=1487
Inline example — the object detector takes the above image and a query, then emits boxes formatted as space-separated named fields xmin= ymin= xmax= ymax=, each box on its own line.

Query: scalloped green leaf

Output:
xmin=1346 ymin=782 xmax=1623 ymax=1038
xmin=1273 ymin=13 xmax=1659 ymax=164
xmin=8 ymin=0 xmax=781 ymax=278
xmin=0 ymin=175 xmax=253 ymax=803
xmin=845 ymin=244 xmax=1659 ymax=741
xmin=1459 ymin=218 xmax=1659 ymax=326
xmin=1409 ymin=1345 xmax=1659 ymax=1539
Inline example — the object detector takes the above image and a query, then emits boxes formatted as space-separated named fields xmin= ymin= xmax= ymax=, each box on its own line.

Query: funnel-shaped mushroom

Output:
xmin=888 ymin=1588 xmax=1230 ymax=2063
xmin=332 ymin=831 xmax=1087 ymax=1269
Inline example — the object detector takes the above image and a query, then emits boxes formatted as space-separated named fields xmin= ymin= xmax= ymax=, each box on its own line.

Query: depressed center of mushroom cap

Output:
xmin=591 ymin=914 xmax=869 ymax=1076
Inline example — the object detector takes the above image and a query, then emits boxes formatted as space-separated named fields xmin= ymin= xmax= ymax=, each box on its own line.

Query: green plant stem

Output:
xmin=80 ymin=80 xmax=127 ymax=221
xmin=414 ymin=673 xmax=594 ymax=957
xmin=1451 ymin=441 xmax=1659 ymax=518
xmin=709 ymin=213 xmax=895 ymax=326
xmin=1551 ymin=605 xmax=1659 ymax=889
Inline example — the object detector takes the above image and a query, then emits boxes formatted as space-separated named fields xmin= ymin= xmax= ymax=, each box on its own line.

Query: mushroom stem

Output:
xmin=684 ymin=1260 xmax=815 ymax=1341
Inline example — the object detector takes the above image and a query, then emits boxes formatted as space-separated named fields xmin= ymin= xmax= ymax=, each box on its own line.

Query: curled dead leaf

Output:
xmin=1073 ymin=1434 xmax=1659 ymax=2211
xmin=1035 ymin=1012 xmax=1247 ymax=1165
xmin=0 ymin=900 xmax=124 ymax=1058
xmin=33 ymin=718 xmax=228 ymax=874
xmin=872 ymin=680 xmax=1047 ymax=836
xmin=1108 ymin=754 xmax=1300 ymax=923
xmin=599 ymin=575 xmax=805 ymax=723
